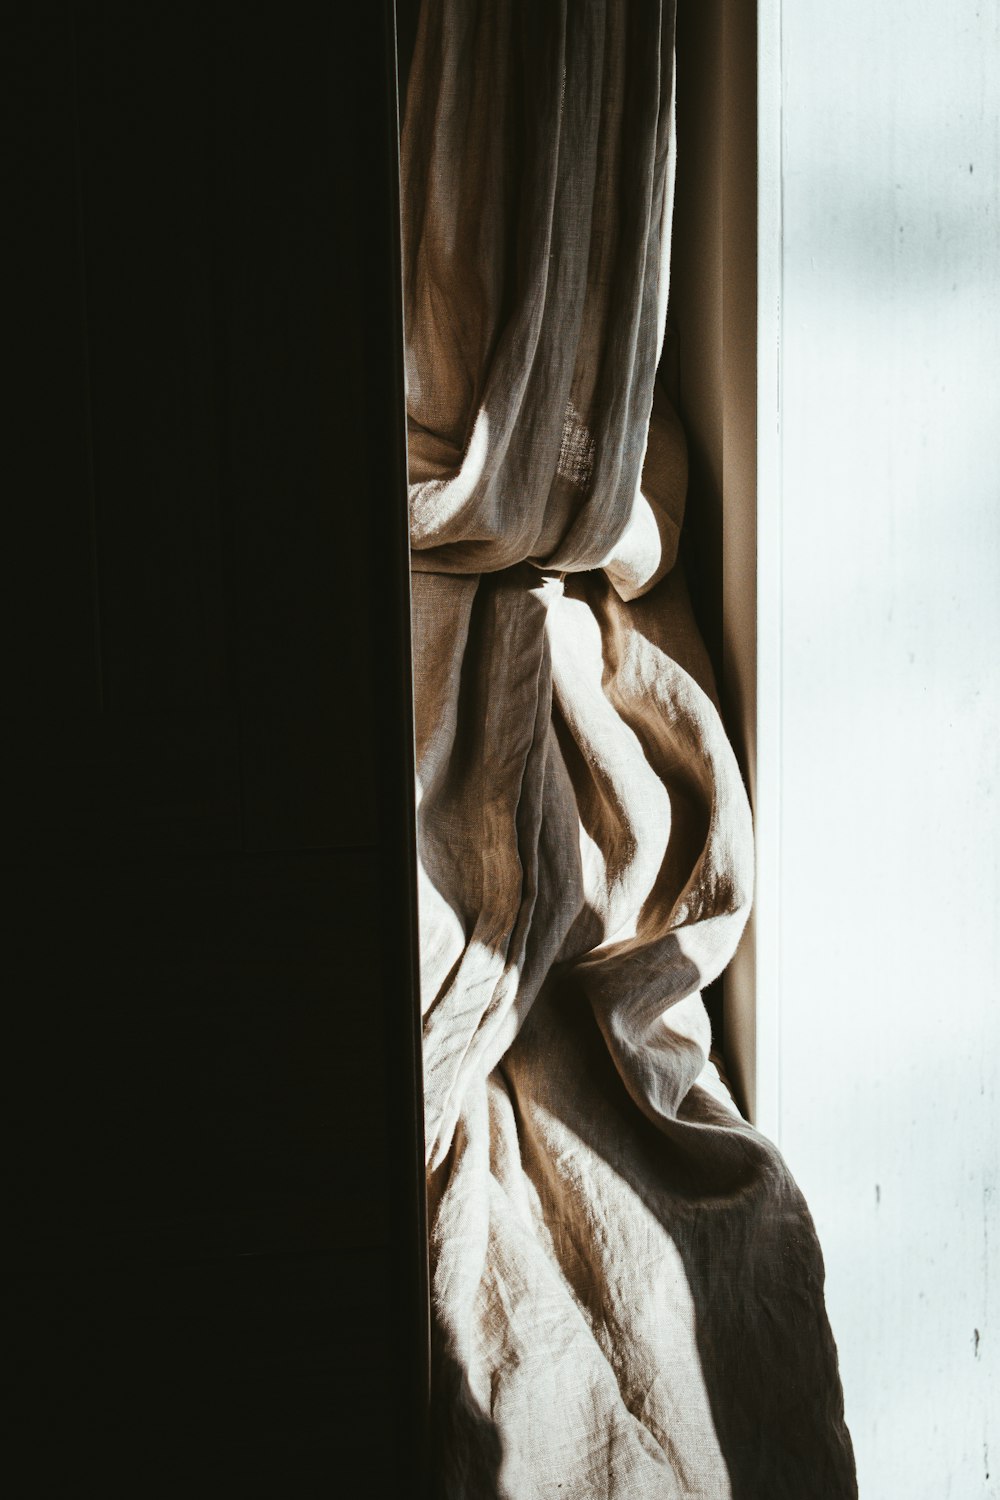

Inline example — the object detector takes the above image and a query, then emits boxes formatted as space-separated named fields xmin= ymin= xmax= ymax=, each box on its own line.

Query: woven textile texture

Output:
xmin=403 ymin=3 xmax=858 ymax=1494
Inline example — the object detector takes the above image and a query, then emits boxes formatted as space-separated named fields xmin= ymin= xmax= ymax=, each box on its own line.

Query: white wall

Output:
xmin=757 ymin=3 xmax=1000 ymax=1493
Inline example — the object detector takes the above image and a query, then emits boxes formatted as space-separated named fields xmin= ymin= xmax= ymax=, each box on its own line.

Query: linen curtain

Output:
xmin=402 ymin=3 xmax=858 ymax=1495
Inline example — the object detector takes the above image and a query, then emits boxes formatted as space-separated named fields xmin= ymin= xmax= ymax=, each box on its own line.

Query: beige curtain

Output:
xmin=402 ymin=3 xmax=857 ymax=1495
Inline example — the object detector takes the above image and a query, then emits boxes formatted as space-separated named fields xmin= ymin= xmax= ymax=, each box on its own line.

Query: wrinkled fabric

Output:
xmin=403 ymin=3 xmax=858 ymax=1496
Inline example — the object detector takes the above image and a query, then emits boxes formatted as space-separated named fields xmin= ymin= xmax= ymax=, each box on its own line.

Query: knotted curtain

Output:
xmin=402 ymin=3 xmax=858 ymax=1495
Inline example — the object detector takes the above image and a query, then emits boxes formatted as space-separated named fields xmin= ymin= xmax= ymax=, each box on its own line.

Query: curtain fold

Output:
xmin=403 ymin=4 xmax=858 ymax=1495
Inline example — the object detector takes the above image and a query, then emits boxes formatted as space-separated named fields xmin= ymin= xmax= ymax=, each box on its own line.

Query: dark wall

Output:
xmin=5 ymin=3 xmax=426 ymax=1492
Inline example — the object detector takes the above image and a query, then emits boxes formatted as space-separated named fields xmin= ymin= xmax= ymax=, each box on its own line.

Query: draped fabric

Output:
xmin=402 ymin=4 xmax=858 ymax=1495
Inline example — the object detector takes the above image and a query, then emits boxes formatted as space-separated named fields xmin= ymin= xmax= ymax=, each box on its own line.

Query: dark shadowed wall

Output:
xmin=5 ymin=3 xmax=426 ymax=1493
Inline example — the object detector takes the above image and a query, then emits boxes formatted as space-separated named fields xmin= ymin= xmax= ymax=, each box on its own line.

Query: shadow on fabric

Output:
xmin=509 ymin=970 xmax=858 ymax=1500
